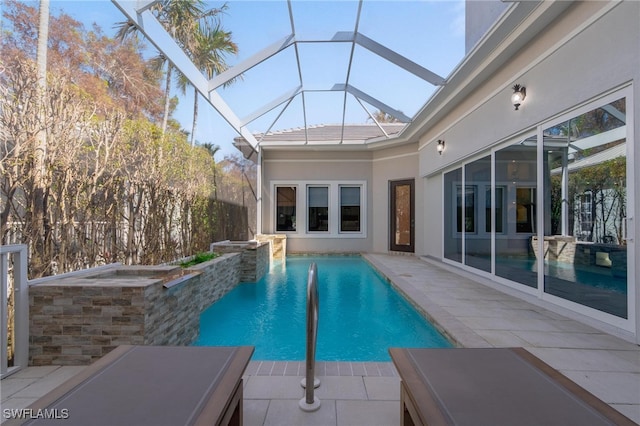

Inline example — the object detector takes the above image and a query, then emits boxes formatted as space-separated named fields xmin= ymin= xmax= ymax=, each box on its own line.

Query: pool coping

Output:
xmin=246 ymin=360 xmax=398 ymax=377
xmin=362 ymin=253 xmax=492 ymax=349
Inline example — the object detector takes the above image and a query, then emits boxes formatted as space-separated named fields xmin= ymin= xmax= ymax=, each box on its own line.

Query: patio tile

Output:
xmin=467 ymin=329 xmax=531 ymax=347
xmin=514 ymin=331 xmax=637 ymax=350
xmin=561 ymin=371 xmax=640 ymax=405
xmin=363 ymin=376 xmax=400 ymax=400
xmin=0 ymin=378 xmax=38 ymax=400
xmin=336 ymin=362 xmax=352 ymax=376
xmin=525 ymin=347 xmax=640 ymax=372
xmin=284 ymin=361 xmax=302 ymax=376
xmin=245 ymin=361 xmax=261 ymax=375
xmin=10 ymin=367 xmax=85 ymax=399
xmin=376 ymin=363 xmax=397 ymax=377
xmin=610 ymin=404 xmax=640 ymax=425
xmin=244 ymin=376 xmax=304 ymax=400
xmin=7 ymin=366 xmax=60 ymax=379
xmin=270 ymin=362 xmax=286 ymax=376
xmin=314 ymin=376 xmax=367 ymax=400
xmin=263 ymin=399 xmax=336 ymax=426
xmin=350 ymin=362 xmax=366 ymax=376
xmin=256 ymin=361 xmax=275 ymax=375
xmin=457 ymin=316 xmax=563 ymax=332
xmin=336 ymin=400 xmax=398 ymax=426
xmin=243 ymin=399 xmax=270 ymax=426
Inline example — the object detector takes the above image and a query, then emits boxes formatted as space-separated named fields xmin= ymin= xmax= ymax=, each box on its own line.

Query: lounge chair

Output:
xmin=389 ymin=347 xmax=635 ymax=426
xmin=5 ymin=345 xmax=254 ymax=426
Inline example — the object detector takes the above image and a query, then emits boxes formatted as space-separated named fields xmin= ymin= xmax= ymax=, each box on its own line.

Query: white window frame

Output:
xmin=339 ymin=184 xmax=363 ymax=234
xmin=307 ymin=185 xmax=330 ymax=233
xmin=271 ymin=180 xmax=367 ymax=238
xmin=274 ymin=184 xmax=299 ymax=234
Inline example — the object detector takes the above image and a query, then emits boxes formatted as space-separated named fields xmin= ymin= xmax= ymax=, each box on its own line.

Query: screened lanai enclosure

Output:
xmin=111 ymin=0 xmax=454 ymax=155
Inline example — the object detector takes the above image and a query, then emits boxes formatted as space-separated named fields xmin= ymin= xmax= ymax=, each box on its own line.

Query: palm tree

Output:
xmin=178 ymin=22 xmax=238 ymax=145
xmin=200 ymin=142 xmax=221 ymax=200
xmin=115 ymin=0 xmax=227 ymax=137
xmin=32 ymin=0 xmax=50 ymax=277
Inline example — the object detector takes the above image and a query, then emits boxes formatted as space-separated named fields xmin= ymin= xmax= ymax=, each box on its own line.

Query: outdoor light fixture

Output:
xmin=511 ymin=84 xmax=526 ymax=110
xmin=437 ymin=139 xmax=445 ymax=155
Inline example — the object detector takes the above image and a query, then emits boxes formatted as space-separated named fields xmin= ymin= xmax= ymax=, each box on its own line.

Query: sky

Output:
xmin=10 ymin=0 xmax=466 ymax=160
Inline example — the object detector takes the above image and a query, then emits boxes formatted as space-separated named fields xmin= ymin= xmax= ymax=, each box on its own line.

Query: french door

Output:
xmin=390 ymin=179 xmax=415 ymax=252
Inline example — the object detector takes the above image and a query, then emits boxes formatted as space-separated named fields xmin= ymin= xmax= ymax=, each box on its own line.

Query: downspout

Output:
xmin=256 ymin=147 xmax=263 ymax=236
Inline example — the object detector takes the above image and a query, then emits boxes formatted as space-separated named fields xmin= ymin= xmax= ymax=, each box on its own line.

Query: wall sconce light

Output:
xmin=511 ymin=84 xmax=526 ymax=110
xmin=437 ymin=139 xmax=445 ymax=155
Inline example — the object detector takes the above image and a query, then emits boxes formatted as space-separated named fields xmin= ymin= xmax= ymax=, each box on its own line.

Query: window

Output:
xmin=273 ymin=180 xmax=366 ymax=237
xmin=276 ymin=186 xmax=296 ymax=232
xmin=307 ymin=186 xmax=329 ymax=232
xmin=340 ymin=186 xmax=361 ymax=232
xmin=516 ymin=187 xmax=536 ymax=233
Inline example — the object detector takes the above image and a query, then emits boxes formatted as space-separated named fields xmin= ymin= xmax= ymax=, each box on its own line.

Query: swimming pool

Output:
xmin=193 ymin=255 xmax=451 ymax=361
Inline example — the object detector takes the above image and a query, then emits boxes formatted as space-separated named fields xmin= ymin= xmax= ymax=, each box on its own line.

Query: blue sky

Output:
xmin=14 ymin=0 xmax=466 ymax=159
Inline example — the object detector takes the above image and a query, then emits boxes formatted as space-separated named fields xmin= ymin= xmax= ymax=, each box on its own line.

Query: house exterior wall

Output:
xmin=260 ymin=144 xmax=420 ymax=254
xmin=260 ymin=150 xmax=374 ymax=253
xmin=418 ymin=1 xmax=639 ymax=341
xmin=371 ymin=143 xmax=420 ymax=253
xmin=421 ymin=1 xmax=638 ymax=256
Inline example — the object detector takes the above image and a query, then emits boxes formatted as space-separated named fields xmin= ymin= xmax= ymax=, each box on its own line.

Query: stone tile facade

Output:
xmin=28 ymin=253 xmax=242 ymax=366
xmin=210 ymin=240 xmax=270 ymax=282
xmin=256 ymin=234 xmax=287 ymax=261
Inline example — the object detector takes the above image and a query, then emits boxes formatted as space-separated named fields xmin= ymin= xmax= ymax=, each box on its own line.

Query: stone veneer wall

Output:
xmin=28 ymin=253 xmax=242 ymax=366
xmin=255 ymin=234 xmax=287 ymax=261
xmin=209 ymin=241 xmax=270 ymax=282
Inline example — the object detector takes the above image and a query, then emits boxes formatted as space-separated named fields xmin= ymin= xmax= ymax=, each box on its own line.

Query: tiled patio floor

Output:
xmin=2 ymin=254 xmax=639 ymax=425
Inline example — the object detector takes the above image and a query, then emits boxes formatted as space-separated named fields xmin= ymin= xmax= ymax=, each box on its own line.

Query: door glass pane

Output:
xmin=543 ymin=98 xmax=627 ymax=318
xmin=444 ymin=168 xmax=462 ymax=262
xmin=276 ymin=186 xmax=296 ymax=231
xmin=394 ymin=184 xmax=411 ymax=246
xmin=465 ymin=156 xmax=491 ymax=273
xmin=494 ymin=138 xmax=538 ymax=288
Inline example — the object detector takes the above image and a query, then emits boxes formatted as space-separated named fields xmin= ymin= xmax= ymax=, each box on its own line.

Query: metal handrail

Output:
xmin=299 ymin=262 xmax=321 ymax=411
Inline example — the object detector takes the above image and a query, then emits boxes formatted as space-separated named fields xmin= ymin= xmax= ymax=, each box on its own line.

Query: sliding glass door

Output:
xmin=542 ymin=97 xmax=628 ymax=318
xmin=442 ymin=93 xmax=631 ymax=322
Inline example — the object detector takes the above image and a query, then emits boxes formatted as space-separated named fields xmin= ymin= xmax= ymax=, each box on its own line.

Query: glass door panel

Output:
xmin=542 ymin=98 xmax=628 ymax=318
xmin=444 ymin=169 xmax=462 ymax=262
xmin=494 ymin=138 xmax=538 ymax=288
xmin=390 ymin=179 xmax=414 ymax=252
xmin=464 ymin=156 xmax=491 ymax=273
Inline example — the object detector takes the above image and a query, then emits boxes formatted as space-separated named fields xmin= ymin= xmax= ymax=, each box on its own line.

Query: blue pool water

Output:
xmin=194 ymin=255 xmax=451 ymax=361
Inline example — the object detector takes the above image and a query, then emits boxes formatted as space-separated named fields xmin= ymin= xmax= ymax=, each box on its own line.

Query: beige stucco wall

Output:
xmin=419 ymin=1 xmax=639 ymax=260
xmin=260 ymin=150 xmax=374 ymax=253
xmin=260 ymin=143 xmax=420 ymax=254
xmin=371 ymin=143 xmax=420 ymax=253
